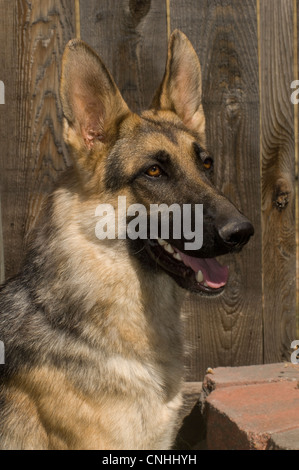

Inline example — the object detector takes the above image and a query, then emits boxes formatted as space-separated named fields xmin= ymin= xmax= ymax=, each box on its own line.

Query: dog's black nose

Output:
xmin=218 ymin=219 xmax=254 ymax=248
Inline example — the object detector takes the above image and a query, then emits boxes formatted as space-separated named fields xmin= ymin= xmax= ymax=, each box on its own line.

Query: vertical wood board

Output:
xmin=79 ymin=0 xmax=168 ymax=113
xmin=170 ymin=0 xmax=263 ymax=379
xmin=0 ymin=0 xmax=75 ymax=279
xmin=260 ymin=0 xmax=296 ymax=362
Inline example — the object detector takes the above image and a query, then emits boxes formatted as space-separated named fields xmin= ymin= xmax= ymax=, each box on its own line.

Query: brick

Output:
xmin=206 ymin=380 xmax=299 ymax=450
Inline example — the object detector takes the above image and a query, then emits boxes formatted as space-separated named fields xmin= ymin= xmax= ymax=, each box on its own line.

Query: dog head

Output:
xmin=60 ymin=30 xmax=254 ymax=295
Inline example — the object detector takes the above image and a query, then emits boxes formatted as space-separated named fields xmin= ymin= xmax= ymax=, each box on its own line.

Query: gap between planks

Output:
xmin=256 ymin=0 xmax=265 ymax=362
xmin=166 ymin=0 xmax=171 ymax=39
xmin=75 ymin=0 xmax=81 ymax=39
xmin=294 ymin=0 xmax=299 ymax=337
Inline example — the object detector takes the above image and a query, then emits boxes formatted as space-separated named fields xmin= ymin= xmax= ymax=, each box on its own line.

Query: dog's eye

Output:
xmin=194 ymin=144 xmax=214 ymax=171
xmin=203 ymin=157 xmax=213 ymax=170
xmin=145 ymin=165 xmax=163 ymax=178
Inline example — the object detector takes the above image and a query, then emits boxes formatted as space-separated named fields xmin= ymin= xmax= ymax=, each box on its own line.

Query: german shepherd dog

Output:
xmin=0 ymin=30 xmax=253 ymax=450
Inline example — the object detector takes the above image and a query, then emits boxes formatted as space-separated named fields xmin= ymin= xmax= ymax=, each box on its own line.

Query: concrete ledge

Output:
xmin=174 ymin=382 xmax=205 ymax=450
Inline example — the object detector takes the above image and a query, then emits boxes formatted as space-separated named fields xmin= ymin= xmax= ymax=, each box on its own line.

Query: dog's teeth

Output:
xmin=203 ymin=281 xmax=209 ymax=287
xmin=164 ymin=244 xmax=174 ymax=254
xmin=173 ymin=252 xmax=182 ymax=261
xmin=157 ymin=238 xmax=167 ymax=246
xmin=196 ymin=270 xmax=204 ymax=283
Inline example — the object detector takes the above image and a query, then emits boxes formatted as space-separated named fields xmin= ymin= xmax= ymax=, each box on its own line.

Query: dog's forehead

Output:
xmin=120 ymin=110 xmax=201 ymax=156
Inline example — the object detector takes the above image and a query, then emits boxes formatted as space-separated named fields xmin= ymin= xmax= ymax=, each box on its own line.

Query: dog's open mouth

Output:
xmin=144 ymin=238 xmax=229 ymax=295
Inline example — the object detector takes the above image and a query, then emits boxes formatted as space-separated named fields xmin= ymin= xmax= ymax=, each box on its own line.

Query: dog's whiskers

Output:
xmin=132 ymin=246 xmax=146 ymax=256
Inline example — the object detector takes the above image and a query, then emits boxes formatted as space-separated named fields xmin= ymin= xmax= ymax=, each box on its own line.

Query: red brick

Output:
xmin=206 ymin=381 xmax=299 ymax=450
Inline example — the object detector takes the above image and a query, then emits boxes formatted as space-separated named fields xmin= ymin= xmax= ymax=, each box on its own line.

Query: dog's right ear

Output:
xmin=60 ymin=39 xmax=129 ymax=152
xmin=151 ymin=30 xmax=206 ymax=143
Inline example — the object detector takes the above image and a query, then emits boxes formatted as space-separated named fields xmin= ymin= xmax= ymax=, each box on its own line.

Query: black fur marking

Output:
xmin=141 ymin=117 xmax=179 ymax=145
xmin=104 ymin=149 xmax=127 ymax=192
xmin=193 ymin=142 xmax=214 ymax=178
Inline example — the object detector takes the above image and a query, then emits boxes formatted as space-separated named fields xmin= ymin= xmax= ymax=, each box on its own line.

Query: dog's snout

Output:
xmin=218 ymin=219 xmax=254 ymax=248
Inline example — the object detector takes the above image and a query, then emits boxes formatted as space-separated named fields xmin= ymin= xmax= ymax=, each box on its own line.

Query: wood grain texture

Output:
xmin=0 ymin=0 xmax=75 ymax=279
xmin=170 ymin=0 xmax=263 ymax=380
xmin=260 ymin=0 xmax=296 ymax=362
xmin=79 ymin=0 xmax=168 ymax=113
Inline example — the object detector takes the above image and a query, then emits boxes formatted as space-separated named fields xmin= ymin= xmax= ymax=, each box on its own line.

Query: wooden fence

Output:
xmin=0 ymin=0 xmax=297 ymax=381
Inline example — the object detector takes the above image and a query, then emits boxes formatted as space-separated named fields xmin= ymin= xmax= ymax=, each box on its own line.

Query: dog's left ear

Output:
xmin=151 ymin=30 xmax=205 ymax=142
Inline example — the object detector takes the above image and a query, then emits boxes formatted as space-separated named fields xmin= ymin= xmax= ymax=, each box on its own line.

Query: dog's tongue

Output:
xmin=175 ymin=249 xmax=229 ymax=288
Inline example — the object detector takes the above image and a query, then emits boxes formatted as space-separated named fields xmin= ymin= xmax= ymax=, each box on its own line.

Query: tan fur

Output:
xmin=4 ymin=361 xmax=182 ymax=450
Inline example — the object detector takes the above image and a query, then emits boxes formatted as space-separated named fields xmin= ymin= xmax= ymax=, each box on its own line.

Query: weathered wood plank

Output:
xmin=170 ymin=0 xmax=263 ymax=380
xmin=296 ymin=0 xmax=299 ymax=339
xmin=0 ymin=193 xmax=4 ymax=285
xmin=0 ymin=0 xmax=75 ymax=280
xmin=260 ymin=0 xmax=296 ymax=362
xmin=0 ymin=0 xmax=17 ymax=281
xmin=79 ymin=0 xmax=168 ymax=113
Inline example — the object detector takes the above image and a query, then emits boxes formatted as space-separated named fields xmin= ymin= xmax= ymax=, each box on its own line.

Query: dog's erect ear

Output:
xmin=60 ymin=39 xmax=129 ymax=150
xmin=151 ymin=30 xmax=205 ymax=141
